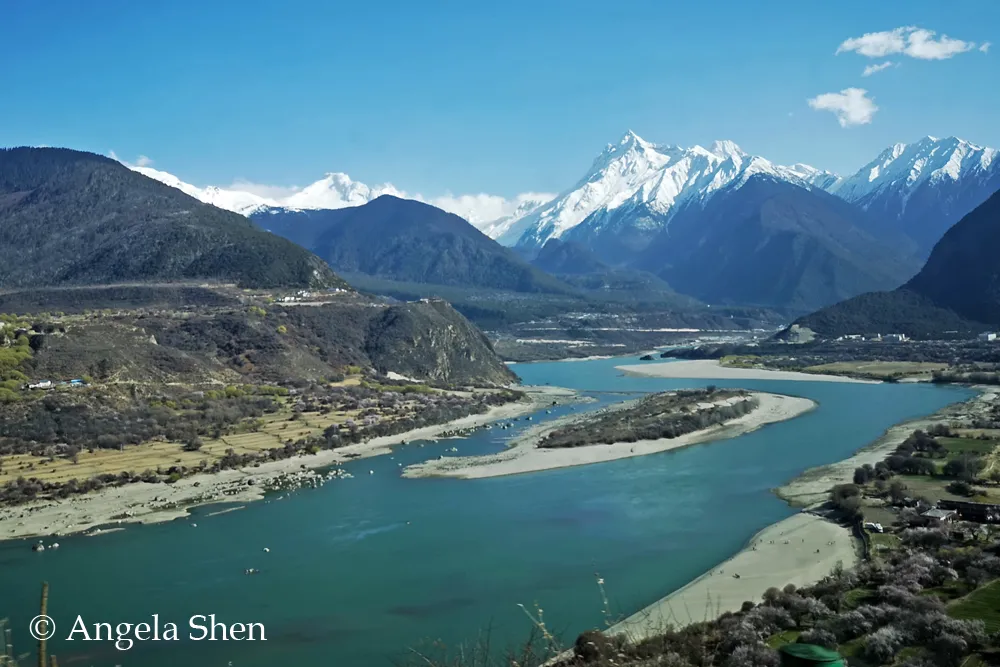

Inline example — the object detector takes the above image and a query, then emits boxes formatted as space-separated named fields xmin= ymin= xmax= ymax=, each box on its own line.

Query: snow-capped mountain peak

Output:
xmin=708 ymin=139 xmax=747 ymax=160
xmin=836 ymin=136 xmax=998 ymax=201
xmin=283 ymin=172 xmax=402 ymax=210
xmin=504 ymin=132 xmax=836 ymax=248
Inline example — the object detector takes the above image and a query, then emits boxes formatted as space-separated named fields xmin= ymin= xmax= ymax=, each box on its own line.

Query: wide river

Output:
xmin=0 ymin=357 xmax=974 ymax=666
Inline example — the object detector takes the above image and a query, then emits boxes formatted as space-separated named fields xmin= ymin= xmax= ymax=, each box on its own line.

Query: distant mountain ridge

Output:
xmin=830 ymin=136 xmax=1000 ymax=256
xmin=130 ymin=164 xmax=552 ymax=237
xmin=638 ymin=175 xmax=921 ymax=311
xmin=793 ymin=187 xmax=1000 ymax=337
xmin=254 ymin=196 xmax=572 ymax=294
xmin=0 ymin=147 xmax=344 ymax=289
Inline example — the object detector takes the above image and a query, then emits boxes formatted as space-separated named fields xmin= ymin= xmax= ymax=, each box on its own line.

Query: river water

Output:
xmin=0 ymin=357 xmax=973 ymax=666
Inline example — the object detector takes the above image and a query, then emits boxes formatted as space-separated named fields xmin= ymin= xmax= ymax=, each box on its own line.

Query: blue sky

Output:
xmin=1 ymin=0 xmax=996 ymax=197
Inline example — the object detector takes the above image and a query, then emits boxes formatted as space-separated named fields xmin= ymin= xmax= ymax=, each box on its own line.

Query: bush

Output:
xmin=574 ymin=629 xmax=614 ymax=661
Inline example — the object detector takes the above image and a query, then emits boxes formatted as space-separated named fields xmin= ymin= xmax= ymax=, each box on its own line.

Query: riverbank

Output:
xmin=777 ymin=388 xmax=997 ymax=507
xmin=608 ymin=511 xmax=858 ymax=641
xmin=403 ymin=391 xmax=816 ymax=479
xmin=606 ymin=387 xmax=990 ymax=643
xmin=0 ymin=386 xmax=575 ymax=542
xmin=618 ymin=359 xmax=878 ymax=383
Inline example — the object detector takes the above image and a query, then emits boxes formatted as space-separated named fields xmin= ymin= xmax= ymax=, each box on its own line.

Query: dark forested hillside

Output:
xmin=0 ymin=147 xmax=344 ymax=289
xmin=254 ymin=196 xmax=572 ymax=293
xmin=792 ymin=188 xmax=1000 ymax=337
xmin=530 ymin=238 xmax=609 ymax=275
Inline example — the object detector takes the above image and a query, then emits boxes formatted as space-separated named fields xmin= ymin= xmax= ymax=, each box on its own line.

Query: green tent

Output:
xmin=779 ymin=643 xmax=845 ymax=667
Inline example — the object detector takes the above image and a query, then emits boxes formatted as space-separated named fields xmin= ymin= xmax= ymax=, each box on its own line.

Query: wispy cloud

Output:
xmin=425 ymin=192 xmax=554 ymax=223
xmin=981 ymin=42 xmax=992 ymax=54
xmin=108 ymin=151 xmax=154 ymax=169
xmin=807 ymin=88 xmax=878 ymax=127
xmin=226 ymin=180 xmax=301 ymax=200
xmin=837 ymin=26 xmax=978 ymax=60
xmin=861 ymin=61 xmax=894 ymax=77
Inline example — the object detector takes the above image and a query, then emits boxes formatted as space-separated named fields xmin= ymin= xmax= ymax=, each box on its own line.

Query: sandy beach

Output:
xmin=403 ymin=391 xmax=816 ymax=479
xmin=618 ymin=359 xmax=878 ymax=383
xmin=0 ymin=386 xmax=575 ymax=542
xmin=608 ymin=511 xmax=858 ymax=640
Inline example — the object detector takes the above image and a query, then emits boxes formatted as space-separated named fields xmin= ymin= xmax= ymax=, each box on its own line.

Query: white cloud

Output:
xmin=807 ymin=88 xmax=878 ymax=127
xmin=108 ymin=151 xmax=156 ymax=169
xmin=981 ymin=42 xmax=992 ymax=54
xmin=837 ymin=26 xmax=977 ymax=60
xmin=425 ymin=192 xmax=555 ymax=224
xmin=861 ymin=61 xmax=894 ymax=77
xmin=226 ymin=180 xmax=302 ymax=200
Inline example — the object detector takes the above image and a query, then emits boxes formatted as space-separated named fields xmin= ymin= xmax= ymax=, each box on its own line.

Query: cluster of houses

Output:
xmin=276 ymin=288 xmax=349 ymax=304
xmin=25 ymin=378 xmax=87 ymax=391
xmin=979 ymin=332 xmax=998 ymax=342
xmin=924 ymin=499 xmax=1000 ymax=524
xmin=835 ymin=333 xmax=909 ymax=343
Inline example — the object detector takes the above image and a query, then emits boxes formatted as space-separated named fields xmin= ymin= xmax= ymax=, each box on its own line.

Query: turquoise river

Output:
xmin=0 ymin=357 xmax=975 ymax=666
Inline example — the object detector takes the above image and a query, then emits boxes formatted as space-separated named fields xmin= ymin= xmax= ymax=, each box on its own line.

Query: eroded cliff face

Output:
xmin=364 ymin=300 xmax=518 ymax=387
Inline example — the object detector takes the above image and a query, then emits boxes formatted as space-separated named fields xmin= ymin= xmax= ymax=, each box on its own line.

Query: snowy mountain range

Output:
xmin=128 ymin=131 xmax=999 ymax=264
xmin=129 ymin=164 xmax=552 ymax=235
xmin=501 ymin=131 xmax=841 ymax=253
xmin=505 ymin=132 xmax=999 ymax=259
xmin=829 ymin=136 xmax=1000 ymax=254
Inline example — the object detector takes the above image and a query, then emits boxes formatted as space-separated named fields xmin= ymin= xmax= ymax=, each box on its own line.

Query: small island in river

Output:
xmin=404 ymin=388 xmax=815 ymax=479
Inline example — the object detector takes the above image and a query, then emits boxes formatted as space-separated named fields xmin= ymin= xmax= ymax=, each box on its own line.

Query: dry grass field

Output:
xmin=804 ymin=361 xmax=948 ymax=380
xmin=0 ymin=399 xmax=392 ymax=486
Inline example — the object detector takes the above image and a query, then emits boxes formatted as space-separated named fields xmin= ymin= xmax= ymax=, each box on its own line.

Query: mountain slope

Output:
xmin=639 ymin=175 xmax=921 ymax=311
xmin=832 ymin=136 xmax=1000 ymax=255
xmin=793 ymin=187 xmax=1000 ymax=336
xmin=505 ymin=132 xmax=839 ymax=259
xmin=530 ymin=238 xmax=610 ymax=275
xmin=254 ymin=196 xmax=572 ymax=293
xmin=0 ymin=147 xmax=344 ymax=289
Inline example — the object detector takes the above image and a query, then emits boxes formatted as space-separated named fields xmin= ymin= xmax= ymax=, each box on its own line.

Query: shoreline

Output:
xmin=0 ymin=386 xmax=575 ymax=543
xmin=608 ymin=511 xmax=858 ymax=640
xmin=618 ymin=359 xmax=879 ymax=384
xmin=606 ymin=387 xmax=991 ymax=642
xmin=403 ymin=391 xmax=816 ymax=479
xmin=777 ymin=387 xmax=996 ymax=506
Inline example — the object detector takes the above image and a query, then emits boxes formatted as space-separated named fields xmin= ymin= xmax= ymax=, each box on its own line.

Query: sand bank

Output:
xmin=0 ymin=386 xmax=574 ymax=542
xmin=608 ymin=512 xmax=858 ymax=640
xmin=403 ymin=392 xmax=815 ymax=479
xmin=618 ymin=359 xmax=878 ymax=383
